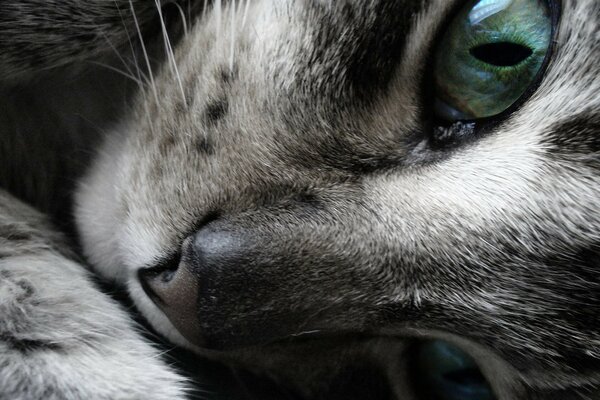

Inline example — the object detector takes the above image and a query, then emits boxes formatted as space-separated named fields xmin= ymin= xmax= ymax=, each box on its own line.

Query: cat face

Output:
xmin=75 ymin=0 xmax=600 ymax=398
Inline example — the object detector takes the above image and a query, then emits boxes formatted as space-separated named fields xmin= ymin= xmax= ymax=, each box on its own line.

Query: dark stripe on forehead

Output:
xmin=544 ymin=112 xmax=600 ymax=167
xmin=293 ymin=0 xmax=427 ymax=103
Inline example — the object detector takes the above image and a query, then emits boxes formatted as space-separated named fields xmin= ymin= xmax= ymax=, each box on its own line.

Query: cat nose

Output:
xmin=139 ymin=211 xmax=374 ymax=351
xmin=139 ymin=224 xmax=251 ymax=347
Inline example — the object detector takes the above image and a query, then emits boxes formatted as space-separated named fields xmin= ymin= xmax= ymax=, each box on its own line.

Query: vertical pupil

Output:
xmin=469 ymin=42 xmax=533 ymax=66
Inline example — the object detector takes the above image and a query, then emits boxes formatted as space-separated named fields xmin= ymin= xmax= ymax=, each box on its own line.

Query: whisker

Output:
xmin=122 ymin=0 xmax=158 ymax=136
xmin=113 ymin=0 xmax=152 ymax=88
xmin=171 ymin=1 xmax=189 ymax=36
xmin=129 ymin=0 xmax=160 ymax=105
xmin=98 ymin=30 xmax=132 ymax=74
xmin=242 ymin=0 xmax=251 ymax=28
xmin=154 ymin=0 xmax=187 ymax=103
xmin=87 ymin=60 xmax=144 ymax=86
xmin=202 ymin=0 xmax=208 ymax=21
xmin=97 ymin=27 xmax=148 ymax=93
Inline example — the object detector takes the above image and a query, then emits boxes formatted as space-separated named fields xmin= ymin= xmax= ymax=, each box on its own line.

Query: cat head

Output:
xmin=75 ymin=1 xmax=600 ymax=398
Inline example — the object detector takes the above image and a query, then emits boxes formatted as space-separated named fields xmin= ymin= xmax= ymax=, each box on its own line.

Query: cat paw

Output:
xmin=0 ymin=254 xmax=190 ymax=400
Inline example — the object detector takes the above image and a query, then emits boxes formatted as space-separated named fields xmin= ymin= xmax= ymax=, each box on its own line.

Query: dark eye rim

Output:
xmin=422 ymin=0 xmax=562 ymax=148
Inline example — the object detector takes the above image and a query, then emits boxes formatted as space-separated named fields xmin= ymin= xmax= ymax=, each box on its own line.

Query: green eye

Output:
xmin=433 ymin=0 xmax=553 ymax=121
xmin=413 ymin=340 xmax=496 ymax=400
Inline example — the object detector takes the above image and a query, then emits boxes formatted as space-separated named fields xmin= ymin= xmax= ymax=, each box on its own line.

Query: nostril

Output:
xmin=138 ymin=250 xmax=203 ymax=345
xmin=160 ymin=268 xmax=176 ymax=284
xmin=139 ymin=251 xmax=182 ymax=303
xmin=137 ymin=216 xmax=255 ymax=348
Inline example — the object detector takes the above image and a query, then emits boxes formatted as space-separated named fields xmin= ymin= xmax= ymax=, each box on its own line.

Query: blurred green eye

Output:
xmin=434 ymin=0 xmax=553 ymax=121
xmin=413 ymin=340 xmax=495 ymax=400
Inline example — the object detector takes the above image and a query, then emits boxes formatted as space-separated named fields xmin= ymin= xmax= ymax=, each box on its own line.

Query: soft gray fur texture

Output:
xmin=0 ymin=0 xmax=599 ymax=399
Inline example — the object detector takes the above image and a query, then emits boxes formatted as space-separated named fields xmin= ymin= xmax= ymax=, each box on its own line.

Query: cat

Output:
xmin=0 ymin=0 xmax=598 ymax=399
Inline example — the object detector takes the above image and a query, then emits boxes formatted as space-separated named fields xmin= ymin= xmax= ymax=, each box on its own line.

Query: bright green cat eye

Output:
xmin=433 ymin=0 xmax=553 ymax=121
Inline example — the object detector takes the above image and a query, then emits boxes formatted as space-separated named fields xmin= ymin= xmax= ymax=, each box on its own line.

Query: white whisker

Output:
xmin=112 ymin=0 xmax=151 ymax=89
xmin=154 ymin=0 xmax=186 ymax=103
xmin=88 ymin=61 xmax=144 ymax=86
xmin=129 ymin=0 xmax=160 ymax=105
xmin=242 ymin=0 xmax=251 ymax=28
xmin=171 ymin=2 xmax=189 ymax=36
xmin=202 ymin=0 xmax=208 ymax=20
xmin=98 ymin=28 xmax=149 ymax=93
xmin=99 ymin=35 xmax=136 ymax=79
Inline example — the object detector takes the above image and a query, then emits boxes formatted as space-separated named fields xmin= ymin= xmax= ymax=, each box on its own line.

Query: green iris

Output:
xmin=434 ymin=0 xmax=552 ymax=120
xmin=413 ymin=340 xmax=496 ymax=400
